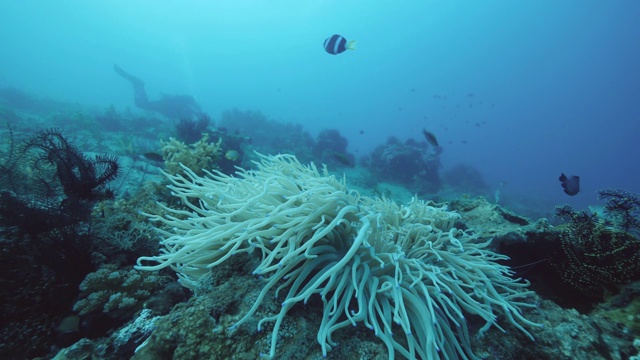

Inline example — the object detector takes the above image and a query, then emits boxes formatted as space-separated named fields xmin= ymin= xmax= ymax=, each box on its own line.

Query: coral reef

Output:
xmin=0 ymin=127 xmax=120 ymax=358
xmin=2 ymin=92 xmax=638 ymax=360
xmin=0 ymin=86 xmax=72 ymax=115
xmin=136 ymin=153 xmax=538 ymax=359
xmin=312 ymin=129 xmax=355 ymax=168
xmin=95 ymin=104 xmax=124 ymax=132
xmin=219 ymin=108 xmax=314 ymax=162
xmin=175 ymin=113 xmax=212 ymax=144
xmin=43 ymin=194 xmax=640 ymax=360
xmin=89 ymin=183 xmax=165 ymax=266
xmin=593 ymin=281 xmax=640 ymax=337
xmin=497 ymin=191 xmax=640 ymax=312
xmin=217 ymin=108 xmax=359 ymax=170
xmin=366 ymin=136 xmax=442 ymax=194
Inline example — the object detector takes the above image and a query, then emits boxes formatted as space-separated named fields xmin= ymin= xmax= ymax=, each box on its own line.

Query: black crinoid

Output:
xmin=24 ymin=128 xmax=119 ymax=203
xmin=598 ymin=188 xmax=640 ymax=236
xmin=0 ymin=127 xmax=120 ymax=357
xmin=549 ymin=195 xmax=640 ymax=306
xmin=0 ymin=127 xmax=119 ymax=233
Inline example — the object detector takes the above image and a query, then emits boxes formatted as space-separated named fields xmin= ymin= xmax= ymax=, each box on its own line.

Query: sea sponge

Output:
xmin=136 ymin=153 xmax=538 ymax=359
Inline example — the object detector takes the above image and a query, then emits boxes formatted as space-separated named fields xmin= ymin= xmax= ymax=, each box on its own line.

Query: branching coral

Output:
xmin=160 ymin=133 xmax=221 ymax=177
xmin=136 ymin=153 xmax=538 ymax=359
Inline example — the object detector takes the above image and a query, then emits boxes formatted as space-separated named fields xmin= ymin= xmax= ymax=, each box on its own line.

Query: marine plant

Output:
xmin=136 ymin=153 xmax=539 ymax=359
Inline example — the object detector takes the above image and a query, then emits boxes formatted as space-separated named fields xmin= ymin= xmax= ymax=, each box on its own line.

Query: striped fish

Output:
xmin=323 ymin=34 xmax=357 ymax=55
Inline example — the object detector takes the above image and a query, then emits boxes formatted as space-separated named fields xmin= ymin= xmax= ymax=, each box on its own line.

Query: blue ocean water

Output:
xmin=1 ymin=0 xmax=638 ymax=210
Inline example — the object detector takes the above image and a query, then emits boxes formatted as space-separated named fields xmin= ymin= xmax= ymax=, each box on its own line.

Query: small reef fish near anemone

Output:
xmin=225 ymin=149 xmax=240 ymax=161
xmin=323 ymin=34 xmax=356 ymax=55
xmin=329 ymin=151 xmax=353 ymax=167
xmin=142 ymin=152 xmax=163 ymax=162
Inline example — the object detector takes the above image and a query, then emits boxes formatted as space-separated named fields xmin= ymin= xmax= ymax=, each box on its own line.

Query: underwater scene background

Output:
xmin=1 ymin=1 xmax=639 ymax=359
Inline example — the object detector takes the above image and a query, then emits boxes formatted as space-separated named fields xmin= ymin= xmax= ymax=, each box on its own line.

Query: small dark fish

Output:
xmin=330 ymin=152 xmax=353 ymax=167
xmin=559 ymin=173 xmax=580 ymax=196
xmin=421 ymin=128 xmax=439 ymax=147
xmin=142 ymin=152 xmax=163 ymax=162
xmin=323 ymin=34 xmax=356 ymax=55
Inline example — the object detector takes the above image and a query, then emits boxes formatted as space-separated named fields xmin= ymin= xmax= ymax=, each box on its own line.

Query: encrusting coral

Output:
xmin=73 ymin=265 xmax=169 ymax=317
xmin=136 ymin=153 xmax=539 ymax=359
